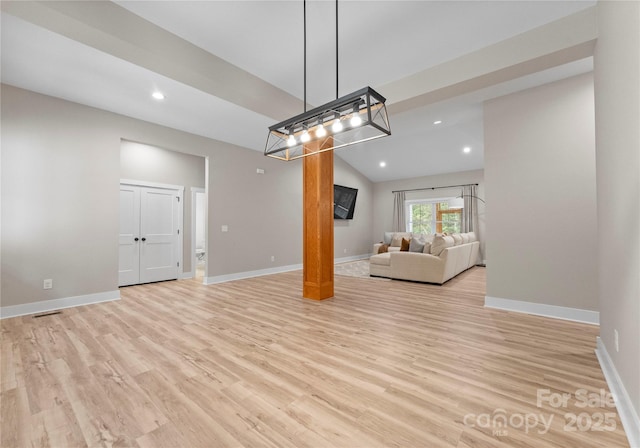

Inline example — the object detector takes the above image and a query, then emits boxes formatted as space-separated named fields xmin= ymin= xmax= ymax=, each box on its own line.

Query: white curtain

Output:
xmin=392 ymin=191 xmax=406 ymax=232
xmin=461 ymin=185 xmax=478 ymax=233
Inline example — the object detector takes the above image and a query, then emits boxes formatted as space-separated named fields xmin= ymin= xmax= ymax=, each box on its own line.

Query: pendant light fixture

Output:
xmin=265 ymin=0 xmax=391 ymax=161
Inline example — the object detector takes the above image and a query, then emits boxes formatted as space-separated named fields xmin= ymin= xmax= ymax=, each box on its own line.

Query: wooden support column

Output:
xmin=302 ymin=138 xmax=334 ymax=300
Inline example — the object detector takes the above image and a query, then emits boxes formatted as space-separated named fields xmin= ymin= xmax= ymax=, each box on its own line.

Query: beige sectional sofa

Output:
xmin=369 ymin=232 xmax=480 ymax=284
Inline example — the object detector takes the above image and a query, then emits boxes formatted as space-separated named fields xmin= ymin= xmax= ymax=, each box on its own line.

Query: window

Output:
xmin=406 ymin=199 xmax=462 ymax=234
xmin=436 ymin=202 xmax=462 ymax=234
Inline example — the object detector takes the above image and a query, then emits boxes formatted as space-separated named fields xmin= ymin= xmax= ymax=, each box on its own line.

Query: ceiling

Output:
xmin=0 ymin=1 xmax=595 ymax=182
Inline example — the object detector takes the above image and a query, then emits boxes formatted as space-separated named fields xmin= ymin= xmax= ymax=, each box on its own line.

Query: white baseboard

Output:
xmin=335 ymin=253 xmax=372 ymax=264
xmin=1 ymin=290 xmax=121 ymax=319
xmin=595 ymin=337 xmax=640 ymax=448
xmin=179 ymin=271 xmax=194 ymax=280
xmin=484 ymin=296 xmax=599 ymax=325
xmin=204 ymin=254 xmax=372 ymax=285
xmin=204 ymin=263 xmax=303 ymax=285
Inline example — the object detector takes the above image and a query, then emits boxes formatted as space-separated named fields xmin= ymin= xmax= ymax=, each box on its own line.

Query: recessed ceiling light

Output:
xmin=433 ymin=120 xmax=442 ymax=125
xmin=463 ymin=146 xmax=471 ymax=154
xmin=152 ymin=91 xmax=165 ymax=100
xmin=379 ymin=161 xmax=386 ymax=167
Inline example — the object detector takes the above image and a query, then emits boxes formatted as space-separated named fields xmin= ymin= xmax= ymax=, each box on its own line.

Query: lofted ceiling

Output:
xmin=1 ymin=1 xmax=596 ymax=182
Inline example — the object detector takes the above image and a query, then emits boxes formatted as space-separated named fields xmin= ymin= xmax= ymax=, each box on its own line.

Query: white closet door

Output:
xmin=119 ymin=184 xmax=180 ymax=286
xmin=139 ymin=187 xmax=179 ymax=284
xmin=118 ymin=185 xmax=141 ymax=287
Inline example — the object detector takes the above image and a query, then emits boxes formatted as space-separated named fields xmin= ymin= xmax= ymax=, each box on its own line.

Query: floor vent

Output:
xmin=33 ymin=311 xmax=62 ymax=318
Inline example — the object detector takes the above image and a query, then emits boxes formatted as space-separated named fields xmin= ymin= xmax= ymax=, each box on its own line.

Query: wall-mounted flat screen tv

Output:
xmin=334 ymin=184 xmax=358 ymax=219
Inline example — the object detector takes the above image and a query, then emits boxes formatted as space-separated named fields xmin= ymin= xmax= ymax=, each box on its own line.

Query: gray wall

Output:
xmin=594 ymin=0 xmax=640 ymax=424
xmin=1 ymin=84 xmax=374 ymax=308
xmin=373 ymin=169 xmax=485 ymax=256
xmin=334 ymin=156 xmax=374 ymax=259
xmin=484 ymin=73 xmax=598 ymax=311
xmin=120 ymin=140 xmax=205 ymax=273
xmin=204 ymin=141 xmax=303 ymax=275
xmin=2 ymin=86 xmax=120 ymax=307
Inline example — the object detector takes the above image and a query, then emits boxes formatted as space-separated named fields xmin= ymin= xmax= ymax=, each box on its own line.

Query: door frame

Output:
xmin=120 ymin=179 xmax=184 ymax=279
xmin=191 ymin=187 xmax=207 ymax=282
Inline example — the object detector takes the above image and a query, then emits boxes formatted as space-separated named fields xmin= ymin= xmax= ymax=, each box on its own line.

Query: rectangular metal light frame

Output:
xmin=265 ymin=86 xmax=391 ymax=161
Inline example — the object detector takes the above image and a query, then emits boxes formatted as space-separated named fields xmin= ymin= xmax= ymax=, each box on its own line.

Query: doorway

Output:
xmin=191 ymin=187 xmax=206 ymax=281
xmin=120 ymin=139 xmax=206 ymax=283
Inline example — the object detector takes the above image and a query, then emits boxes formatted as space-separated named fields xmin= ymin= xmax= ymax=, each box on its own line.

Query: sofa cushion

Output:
xmin=452 ymin=234 xmax=463 ymax=245
xmin=383 ymin=231 xmax=394 ymax=245
xmin=409 ymin=237 xmax=425 ymax=253
xmin=468 ymin=232 xmax=477 ymax=242
xmin=431 ymin=235 xmax=454 ymax=256
xmin=370 ymin=252 xmax=391 ymax=266
xmin=400 ymin=238 xmax=410 ymax=251
xmin=461 ymin=233 xmax=470 ymax=244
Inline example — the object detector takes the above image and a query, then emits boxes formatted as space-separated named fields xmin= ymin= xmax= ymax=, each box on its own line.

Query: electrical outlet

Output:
xmin=614 ymin=329 xmax=619 ymax=352
xmin=343 ymin=248 xmax=347 ymax=254
xmin=270 ymin=256 xmax=275 ymax=262
xmin=43 ymin=279 xmax=53 ymax=290
xmin=221 ymin=225 xmax=228 ymax=232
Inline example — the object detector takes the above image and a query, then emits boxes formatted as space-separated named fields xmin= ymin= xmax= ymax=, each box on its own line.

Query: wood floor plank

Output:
xmin=1 ymin=387 xmax=20 ymax=447
xmin=95 ymin=333 xmax=152 ymax=378
xmin=28 ymin=399 xmax=87 ymax=448
xmin=1 ymin=341 xmax=19 ymax=392
xmin=357 ymin=405 xmax=460 ymax=447
xmin=134 ymin=369 xmax=241 ymax=448
xmin=233 ymin=389 xmax=333 ymax=448
xmin=175 ymin=374 xmax=295 ymax=448
xmin=135 ymin=423 xmax=184 ymax=448
xmin=286 ymin=395 xmax=385 ymax=448
xmin=88 ymin=360 xmax=167 ymax=435
xmin=0 ymin=267 xmax=630 ymax=447
xmin=48 ymin=358 xmax=140 ymax=448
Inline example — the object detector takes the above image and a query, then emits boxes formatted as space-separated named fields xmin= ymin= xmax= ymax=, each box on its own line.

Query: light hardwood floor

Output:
xmin=0 ymin=268 xmax=630 ymax=447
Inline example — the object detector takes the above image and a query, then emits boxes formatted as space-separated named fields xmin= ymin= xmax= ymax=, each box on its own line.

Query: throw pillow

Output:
xmin=468 ymin=232 xmax=477 ymax=242
xmin=452 ymin=234 xmax=463 ymax=245
xmin=377 ymin=243 xmax=389 ymax=254
xmin=409 ymin=237 xmax=425 ymax=253
xmin=391 ymin=232 xmax=411 ymax=247
xmin=422 ymin=242 xmax=432 ymax=254
xmin=383 ymin=232 xmax=394 ymax=245
xmin=400 ymin=238 xmax=410 ymax=251
xmin=461 ymin=233 xmax=470 ymax=244
xmin=431 ymin=235 xmax=454 ymax=256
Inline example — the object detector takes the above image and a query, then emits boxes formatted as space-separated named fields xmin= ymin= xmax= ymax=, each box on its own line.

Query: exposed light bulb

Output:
xmin=316 ymin=124 xmax=327 ymax=138
xmin=287 ymin=134 xmax=296 ymax=147
xmin=350 ymin=114 xmax=362 ymax=127
xmin=379 ymin=161 xmax=386 ymax=167
xmin=152 ymin=91 xmax=165 ymax=100
xmin=332 ymin=120 xmax=343 ymax=133
xmin=463 ymin=146 xmax=471 ymax=153
xmin=300 ymin=130 xmax=311 ymax=143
